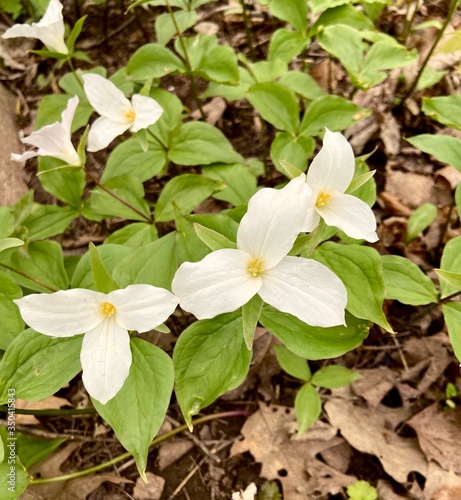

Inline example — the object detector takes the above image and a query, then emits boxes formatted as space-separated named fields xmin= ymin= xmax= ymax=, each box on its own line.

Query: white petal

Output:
xmin=302 ymin=205 xmax=321 ymax=233
xmin=108 ymin=284 xmax=179 ymax=333
xmin=2 ymin=24 xmax=38 ymax=40
xmin=259 ymin=256 xmax=347 ymax=327
xmin=60 ymin=96 xmax=79 ymax=135
xmin=130 ymin=94 xmax=164 ymax=132
xmin=237 ymin=175 xmax=311 ymax=269
xmin=172 ymin=249 xmax=262 ymax=319
xmin=14 ymin=289 xmax=106 ymax=337
xmin=81 ymin=318 xmax=131 ymax=404
xmin=83 ymin=74 xmax=133 ymax=123
xmin=32 ymin=0 xmax=67 ymax=53
xmin=87 ymin=116 xmax=130 ymax=152
xmin=11 ymin=151 xmax=39 ymax=162
xmin=317 ymin=192 xmax=378 ymax=242
xmin=307 ymin=129 xmax=355 ymax=194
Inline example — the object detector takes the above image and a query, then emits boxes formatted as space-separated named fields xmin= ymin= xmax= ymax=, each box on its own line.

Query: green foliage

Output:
xmin=347 ymin=480 xmax=378 ymax=500
xmin=406 ymin=203 xmax=437 ymax=242
xmin=295 ymin=383 xmax=321 ymax=434
xmin=406 ymin=135 xmax=461 ymax=172
xmin=273 ymin=344 xmax=311 ymax=381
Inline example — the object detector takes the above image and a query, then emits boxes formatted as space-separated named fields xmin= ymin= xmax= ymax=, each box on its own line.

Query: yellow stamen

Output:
xmin=101 ymin=301 xmax=116 ymax=318
xmin=316 ymin=191 xmax=331 ymax=207
xmin=124 ymin=109 xmax=136 ymax=122
xmin=248 ymin=258 xmax=264 ymax=277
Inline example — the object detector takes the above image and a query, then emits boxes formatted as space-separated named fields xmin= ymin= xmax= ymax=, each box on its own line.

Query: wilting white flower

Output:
xmin=82 ymin=74 xmax=164 ymax=152
xmin=303 ymin=129 xmax=378 ymax=242
xmin=2 ymin=0 xmax=68 ymax=54
xmin=232 ymin=483 xmax=257 ymax=500
xmin=14 ymin=285 xmax=179 ymax=404
xmin=172 ymin=175 xmax=347 ymax=327
xmin=11 ymin=95 xmax=80 ymax=166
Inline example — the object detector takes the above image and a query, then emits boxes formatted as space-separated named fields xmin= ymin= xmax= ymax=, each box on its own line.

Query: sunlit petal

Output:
xmin=172 ymin=249 xmax=262 ymax=319
xmin=87 ymin=116 xmax=131 ymax=152
xmin=130 ymin=94 xmax=164 ymax=132
xmin=237 ymin=175 xmax=310 ymax=269
xmin=306 ymin=129 xmax=355 ymax=194
xmin=109 ymin=284 xmax=178 ymax=333
xmin=14 ymin=289 xmax=105 ymax=337
xmin=317 ymin=192 xmax=378 ymax=242
xmin=81 ymin=318 xmax=131 ymax=404
xmin=259 ymin=256 xmax=347 ymax=327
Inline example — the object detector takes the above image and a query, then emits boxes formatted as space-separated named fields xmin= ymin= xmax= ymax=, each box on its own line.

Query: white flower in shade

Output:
xmin=14 ymin=285 xmax=179 ymax=404
xmin=2 ymin=0 xmax=68 ymax=54
xmin=82 ymin=74 xmax=164 ymax=152
xmin=232 ymin=483 xmax=257 ymax=500
xmin=11 ymin=95 xmax=80 ymax=166
xmin=172 ymin=175 xmax=347 ymax=327
xmin=303 ymin=129 xmax=378 ymax=242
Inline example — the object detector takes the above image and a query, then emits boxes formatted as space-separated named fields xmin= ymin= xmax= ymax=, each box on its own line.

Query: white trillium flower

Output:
xmin=2 ymin=0 xmax=68 ymax=54
xmin=232 ymin=483 xmax=257 ymax=500
xmin=303 ymin=129 xmax=378 ymax=242
xmin=82 ymin=74 xmax=164 ymax=152
xmin=11 ymin=95 xmax=81 ymax=166
xmin=172 ymin=175 xmax=347 ymax=327
xmin=14 ymin=285 xmax=179 ymax=404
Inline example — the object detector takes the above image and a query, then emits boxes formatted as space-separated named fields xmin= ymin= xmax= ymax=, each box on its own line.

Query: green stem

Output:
xmin=29 ymin=410 xmax=250 ymax=485
xmin=400 ymin=0 xmax=460 ymax=104
xmin=239 ymin=0 xmax=256 ymax=60
xmin=164 ymin=0 xmax=206 ymax=120
xmin=82 ymin=165 xmax=154 ymax=224
xmin=0 ymin=406 xmax=97 ymax=416
xmin=67 ymin=57 xmax=84 ymax=91
xmin=402 ymin=0 xmax=420 ymax=43
xmin=147 ymin=129 xmax=168 ymax=149
xmin=0 ymin=263 xmax=57 ymax=292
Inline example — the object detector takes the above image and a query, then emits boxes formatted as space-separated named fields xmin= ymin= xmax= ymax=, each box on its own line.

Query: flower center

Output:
xmin=248 ymin=258 xmax=264 ymax=277
xmin=101 ymin=301 xmax=116 ymax=318
xmin=124 ymin=109 xmax=136 ymax=123
xmin=316 ymin=191 xmax=331 ymax=207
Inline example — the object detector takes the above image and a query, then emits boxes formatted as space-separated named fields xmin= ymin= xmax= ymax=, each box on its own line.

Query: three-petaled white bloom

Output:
xmin=11 ymin=95 xmax=81 ymax=166
xmin=2 ymin=0 xmax=68 ymax=55
xmin=172 ymin=175 xmax=347 ymax=327
xmin=303 ymin=129 xmax=378 ymax=242
xmin=82 ymin=74 xmax=164 ymax=152
xmin=14 ymin=285 xmax=179 ymax=404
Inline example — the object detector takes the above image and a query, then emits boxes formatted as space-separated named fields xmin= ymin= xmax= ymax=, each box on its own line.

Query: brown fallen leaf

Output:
xmin=351 ymin=367 xmax=397 ymax=409
xmin=156 ymin=439 xmax=195 ymax=471
xmin=15 ymin=396 xmax=70 ymax=425
xmin=133 ymin=472 xmax=165 ymax=500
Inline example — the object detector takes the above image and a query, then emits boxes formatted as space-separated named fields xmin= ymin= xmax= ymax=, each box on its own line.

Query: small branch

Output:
xmin=0 ymin=406 xmax=97 ymax=416
xmin=0 ymin=263 xmax=57 ymax=292
xmin=240 ymin=0 xmax=256 ymax=60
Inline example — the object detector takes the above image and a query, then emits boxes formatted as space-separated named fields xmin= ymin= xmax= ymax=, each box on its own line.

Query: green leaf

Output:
xmin=273 ymin=344 xmax=311 ymax=381
xmin=174 ymin=311 xmax=252 ymax=429
xmin=0 ymin=207 xmax=14 ymax=239
xmin=300 ymin=95 xmax=369 ymax=136
xmin=421 ymin=95 xmax=461 ymax=130
xmin=0 ymin=459 xmax=30 ymax=499
xmin=314 ymin=243 xmax=392 ymax=331
xmin=440 ymin=236 xmax=461 ymax=298
xmin=188 ymin=214 xmax=239 ymax=243
xmin=381 ymin=255 xmax=438 ymax=305
xmin=260 ymin=307 xmax=369 ymax=359
xmin=0 ymin=239 xmax=24 ymax=254
xmin=347 ymin=480 xmax=378 ymax=500
xmin=443 ymin=303 xmax=461 ymax=364
xmin=417 ymin=66 xmax=448 ymax=91
xmin=311 ymin=5 xmax=375 ymax=34
xmin=193 ymin=223 xmax=237 ymax=251
xmin=268 ymin=29 xmax=309 ymax=64
xmin=174 ymin=210 xmax=210 ymax=265
xmin=196 ymin=44 xmax=239 ymax=84
xmin=295 ymin=383 xmax=321 ymax=435
xmin=311 ymin=365 xmax=362 ymax=388
xmin=93 ymin=338 xmax=174 ymax=478
xmin=155 ymin=174 xmax=224 ymax=222
xmin=22 ymin=205 xmax=77 ymax=242
xmin=271 ymin=132 xmax=314 ymax=175
xmin=202 ymin=164 xmax=257 ymax=205
xmin=88 ymin=243 xmax=120 ymax=293
xmin=169 ymin=121 xmax=243 ymax=165
xmin=406 ymin=203 xmax=437 ymax=242
xmin=268 ymin=0 xmax=308 ymax=33
xmin=105 ymin=223 xmax=158 ymax=247
xmin=127 ymin=43 xmax=186 ymax=80
xmin=0 ymin=329 xmax=82 ymax=404
xmin=155 ymin=10 xmax=197 ymax=46
xmin=15 ymin=434 xmax=65 ymax=469
xmin=309 ymin=0 xmax=349 ymax=13
xmin=247 ymin=82 xmax=300 ymax=135
xmin=242 ymin=294 xmax=263 ymax=350
xmin=406 ymin=134 xmax=461 ymax=172
xmin=0 ymin=275 xmax=24 ymax=350
xmin=147 ymin=88 xmax=184 ymax=147
xmin=435 ymin=269 xmax=461 ymax=293
xmin=278 ymin=71 xmax=325 ymax=101
xmin=34 ymin=94 xmax=92 ymax=132
xmin=59 ymin=67 xmax=106 ymax=99
xmin=67 ymin=15 xmax=87 ymax=54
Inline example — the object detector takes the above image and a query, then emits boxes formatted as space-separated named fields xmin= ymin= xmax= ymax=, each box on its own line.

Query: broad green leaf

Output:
xmin=382 ymin=255 xmax=438 ymax=305
xmin=169 ymin=122 xmax=243 ymax=165
xmin=406 ymin=135 xmax=461 ymax=172
xmin=146 ymin=88 xmax=184 ymax=148
xmin=155 ymin=10 xmax=197 ymax=46
xmin=0 ymin=329 xmax=82 ymax=404
xmin=203 ymin=67 xmax=252 ymax=100
xmin=242 ymin=294 xmax=263 ymax=350
xmin=90 ymin=175 xmax=151 ymax=222
xmin=127 ymin=43 xmax=186 ymax=80
xmin=197 ymin=45 xmax=239 ymax=84
xmin=436 ymin=269 xmax=461 ymax=293
xmin=406 ymin=203 xmax=437 ymax=242
xmin=89 ymin=243 xmax=120 ymax=293
xmin=0 ymin=207 xmax=14 ymax=239
xmin=174 ymin=210 xmax=210 ymax=265
xmin=58 ymin=67 xmax=106 ymax=99
xmin=15 ymin=434 xmax=65 ymax=469
xmin=202 ymin=164 xmax=257 ymax=205
xmin=314 ymin=243 xmax=392 ymax=331
xmin=112 ymin=233 xmax=177 ymax=290
xmin=193 ymin=223 xmax=237 ymax=251
xmin=443 ymin=303 xmax=461 ymax=364
xmin=22 ymin=205 xmax=78 ymax=242
xmin=345 ymin=169 xmax=376 ymax=197
xmin=347 ymin=480 xmax=378 ymax=500
xmin=247 ymin=82 xmax=300 ymax=135
xmin=300 ymin=95 xmax=369 ymax=136
xmin=34 ymin=94 xmax=92 ymax=132
xmin=260 ymin=307 xmax=369 ymax=359
xmin=0 ymin=275 xmax=24 ymax=350
xmin=93 ymin=338 xmax=174 ymax=478
xmin=3 ymin=241 xmax=68 ymax=292
xmin=421 ymin=95 xmax=461 ymax=130
xmin=440 ymin=236 xmax=461 ymax=298
xmin=309 ymin=0 xmax=349 ymax=13
xmin=271 ymin=132 xmax=314 ymax=174
xmin=71 ymin=244 xmax=131 ymax=290
xmin=0 ymin=239 xmax=24 ymax=254
xmin=249 ymin=59 xmax=288 ymax=83
xmin=174 ymin=311 xmax=252 ymax=429
xmin=417 ymin=66 xmax=448 ymax=91
xmin=437 ymin=29 xmax=461 ymax=53
xmin=273 ymin=344 xmax=311 ymax=381
xmin=155 ymin=174 xmax=224 ymax=222
xmin=278 ymin=159 xmax=304 ymax=180
xmin=278 ymin=71 xmax=325 ymax=101
xmin=10 ymin=192 xmax=34 ymax=228
xmin=268 ymin=0 xmax=308 ymax=34
xmin=268 ymin=29 xmax=309 ymax=64
xmin=311 ymin=365 xmax=362 ymax=388
xmin=311 ymin=5 xmax=375 ymax=34
xmin=188 ymin=213 xmax=239 ymax=243
xmin=0 ymin=459 xmax=30 ymax=499
xmin=104 ymin=223 xmax=158 ymax=247
xmin=295 ymin=383 xmax=321 ymax=435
